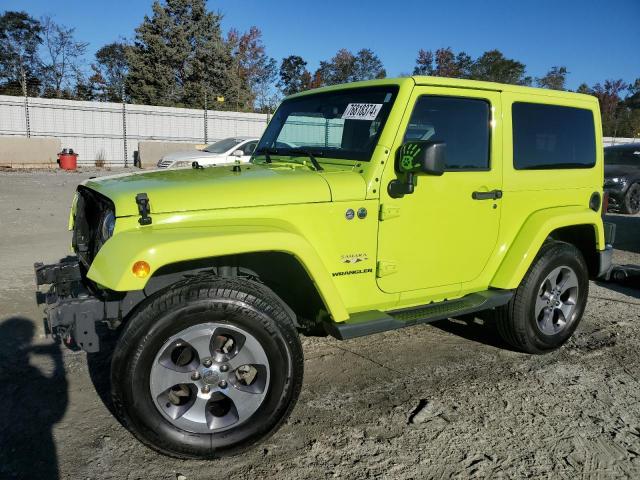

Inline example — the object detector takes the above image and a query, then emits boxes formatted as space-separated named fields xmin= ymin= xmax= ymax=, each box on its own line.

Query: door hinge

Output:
xmin=379 ymin=204 xmax=400 ymax=221
xmin=377 ymin=260 xmax=398 ymax=278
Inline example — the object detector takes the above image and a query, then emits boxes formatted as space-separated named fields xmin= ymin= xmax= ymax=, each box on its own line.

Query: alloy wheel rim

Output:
xmin=631 ymin=187 xmax=640 ymax=210
xmin=149 ymin=322 xmax=270 ymax=434
xmin=534 ymin=266 xmax=579 ymax=336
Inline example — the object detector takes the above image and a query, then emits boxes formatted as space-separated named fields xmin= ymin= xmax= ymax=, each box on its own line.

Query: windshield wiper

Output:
xmin=252 ymin=147 xmax=277 ymax=163
xmin=283 ymin=148 xmax=324 ymax=171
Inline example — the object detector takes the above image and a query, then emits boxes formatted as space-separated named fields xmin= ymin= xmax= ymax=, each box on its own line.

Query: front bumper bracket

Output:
xmin=35 ymin=258 xmax=103 ymax=352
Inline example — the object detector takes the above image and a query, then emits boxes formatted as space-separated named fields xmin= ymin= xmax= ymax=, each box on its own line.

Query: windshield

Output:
xmin=605 ymin=147 xmax=640 ymax=166
xmin=204 ymin=138 xmax=244 ymax=154
xmin=255 ymin=86 xmax=399 ymax=162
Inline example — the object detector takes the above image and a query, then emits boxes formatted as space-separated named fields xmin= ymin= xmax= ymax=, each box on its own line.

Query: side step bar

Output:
xmin=325 ymin=290 xmax=513 ymax=340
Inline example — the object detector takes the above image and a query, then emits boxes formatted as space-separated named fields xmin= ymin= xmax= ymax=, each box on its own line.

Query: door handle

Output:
xmin=472 ymin=189 xmax=503 ymax=200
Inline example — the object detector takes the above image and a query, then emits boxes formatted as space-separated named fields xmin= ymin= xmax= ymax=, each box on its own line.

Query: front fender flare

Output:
xmin=490 ymin=206 xmax=604 ymax=289
xmin=87 ymin=225 xmax=349 ymax=321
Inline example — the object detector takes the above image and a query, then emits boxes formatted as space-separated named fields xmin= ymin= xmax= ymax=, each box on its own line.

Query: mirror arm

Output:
xmin=387 ymin=172 xmax=415 ymax=199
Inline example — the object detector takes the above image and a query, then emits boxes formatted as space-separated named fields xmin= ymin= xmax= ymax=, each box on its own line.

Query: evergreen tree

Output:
xmin=278 ymin=55 xmax=311 ymax=96
xmin=352 ymin=48 xmax=386 ymax=81
xmin=576 ymin=83 xmax=591 ymax=94
xmin=470 ymin=49 xmax=531 ymax=85
xmin=315 ymin=48 xmax=386 ymax=86
xmin=536 ymin=66 xmax=568 ymax=90
xmin=126 ymin=0 xmax=236 ymax=108
xmin=89 ymin=42 xmax=129 ymax=102
xmin=316 ymin=49 xmax=355 ymax=86
xmin=413 ymin=48 xmax=473 ymax=79
xmin=0 ymin=11 xmax=42 ymax=96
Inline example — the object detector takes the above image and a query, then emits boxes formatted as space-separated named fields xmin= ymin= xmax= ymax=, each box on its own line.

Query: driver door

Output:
xmin=376 ymin=87 xmax=503 ymax=295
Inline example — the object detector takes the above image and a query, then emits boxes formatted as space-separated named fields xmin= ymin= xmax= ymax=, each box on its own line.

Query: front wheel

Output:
xmin=111 ymin=275 xmax=303 ymax=459
xmin=496 ymin=241 xmax=589 ymax=354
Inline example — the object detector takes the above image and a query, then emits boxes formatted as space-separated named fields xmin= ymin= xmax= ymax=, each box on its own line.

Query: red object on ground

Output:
xmin=57 ymin=149 xmax=78 ymax=170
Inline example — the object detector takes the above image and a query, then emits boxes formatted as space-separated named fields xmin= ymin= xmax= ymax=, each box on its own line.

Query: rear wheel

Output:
xmin=496 ymin=242 xmax=589 ymax=354
xmin=111 ymin=275 xmax=303 ymax=459
xmin=623 ymin=183 xmax=640 ymax=214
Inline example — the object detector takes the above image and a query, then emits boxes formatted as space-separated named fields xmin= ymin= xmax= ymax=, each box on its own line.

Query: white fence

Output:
xmin=0 ymin=95 xmax=268 ymax=166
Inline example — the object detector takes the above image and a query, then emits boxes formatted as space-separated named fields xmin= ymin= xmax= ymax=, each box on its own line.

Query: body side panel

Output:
xmin=487 ymin=91 xmax=604 ymax=289
xmin=87 ymin=200 xmax=400 ymax=321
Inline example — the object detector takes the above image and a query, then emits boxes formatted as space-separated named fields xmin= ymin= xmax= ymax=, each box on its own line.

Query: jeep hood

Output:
xmin=83 ymin=163 xmax=366 ymax=217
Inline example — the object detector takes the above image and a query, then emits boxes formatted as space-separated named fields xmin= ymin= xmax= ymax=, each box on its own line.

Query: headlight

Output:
xmin=100 ymin=210 xmax=116 ymax=241
xmin=606 ymin=177 xmax=627 ymax=187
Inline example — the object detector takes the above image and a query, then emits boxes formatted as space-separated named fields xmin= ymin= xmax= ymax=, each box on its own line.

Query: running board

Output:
xmin=325 ymin=290 xmax=513 ymax=340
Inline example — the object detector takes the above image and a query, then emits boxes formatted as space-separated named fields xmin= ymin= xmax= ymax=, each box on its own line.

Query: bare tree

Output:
xmin=40 ymin=15 xmax=88 ymax=98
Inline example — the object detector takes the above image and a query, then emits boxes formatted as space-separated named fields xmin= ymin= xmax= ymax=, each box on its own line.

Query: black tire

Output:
xmin=623 ymin=183 xmax=640 ymax=215
xmin=496 ymin=241 xmax=589 ymax=354
xmin=111 ymin=275 xmax=303 ymax=459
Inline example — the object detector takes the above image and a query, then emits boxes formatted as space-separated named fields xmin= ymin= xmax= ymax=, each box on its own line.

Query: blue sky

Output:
xmin=4 ymin=0 xmax=639 ymax=90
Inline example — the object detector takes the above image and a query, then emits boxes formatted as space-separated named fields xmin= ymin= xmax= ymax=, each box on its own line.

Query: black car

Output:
xmin=604 ymin=143 xmax=640 ymax=214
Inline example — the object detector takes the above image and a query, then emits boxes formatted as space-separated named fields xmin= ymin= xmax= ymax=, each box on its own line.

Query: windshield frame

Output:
xmin=254 ymin=85 xmax=400 ymax=163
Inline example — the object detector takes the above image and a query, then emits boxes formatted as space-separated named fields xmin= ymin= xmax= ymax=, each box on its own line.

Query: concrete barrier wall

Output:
xmin=138 ymin=141 xmax=200 ymax=169
xmin=0 ymin=137 xmax=61 ymax=168
xmin=0 ymin=94 xmax=268 ymax=167
xmin=604 ymin=137 xmax=639 ymax=147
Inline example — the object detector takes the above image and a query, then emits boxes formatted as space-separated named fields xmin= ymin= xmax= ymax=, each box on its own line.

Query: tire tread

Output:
xmin=111 ymin=273 xmax=303 ymax=459
xmin=496 ymin=241 xmax=588 ymax=354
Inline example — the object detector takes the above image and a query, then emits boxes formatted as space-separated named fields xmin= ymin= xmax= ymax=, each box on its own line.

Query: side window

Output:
xmin=512 ymin=103 xmax=596 ymax=170
xmin=242 ymin=141 xmax=257 ymax=155
xmin=403 ymin=96 xmax=491 ymax=170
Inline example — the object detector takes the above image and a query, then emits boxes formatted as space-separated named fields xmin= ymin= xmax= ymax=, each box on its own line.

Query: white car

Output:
xmin=157 ymin=137 xmax=259 ymax=168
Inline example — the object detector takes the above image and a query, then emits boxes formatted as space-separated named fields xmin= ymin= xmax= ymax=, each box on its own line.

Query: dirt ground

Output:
xmin=2 ymin=169 xmax=640 ymax=479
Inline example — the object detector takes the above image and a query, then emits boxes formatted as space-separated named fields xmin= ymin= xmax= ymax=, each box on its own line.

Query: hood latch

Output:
xmin=135 ymin=193 xmax=152 ymax=226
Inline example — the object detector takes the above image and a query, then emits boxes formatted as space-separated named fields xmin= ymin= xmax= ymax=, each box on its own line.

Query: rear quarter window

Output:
xmin=512 ymin=102 xmax=596 ymax=170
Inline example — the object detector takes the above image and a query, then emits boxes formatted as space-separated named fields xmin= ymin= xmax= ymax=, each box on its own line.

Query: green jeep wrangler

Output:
xmin=36 ymin=76 xmax=615 ymax=459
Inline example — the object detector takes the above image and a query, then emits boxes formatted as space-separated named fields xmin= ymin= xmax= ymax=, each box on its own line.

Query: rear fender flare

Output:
xmin=490 ymin=206 xmax=604 ymax=289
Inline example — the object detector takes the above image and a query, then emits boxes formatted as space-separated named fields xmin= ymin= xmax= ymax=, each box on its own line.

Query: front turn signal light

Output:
xmin=132 ymin=260 xmax=151 ymax=278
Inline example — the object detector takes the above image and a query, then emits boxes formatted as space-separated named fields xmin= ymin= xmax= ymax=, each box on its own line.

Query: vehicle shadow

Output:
xmin=86 ymin=326 xmax=119 ymax=418
xmin=594 ymin=275 xmax=640 ymax=301
xmin=431 ymin=311 xmax=519 ymax=352
xmin=0 ymin=316 xmax=68 ymax=480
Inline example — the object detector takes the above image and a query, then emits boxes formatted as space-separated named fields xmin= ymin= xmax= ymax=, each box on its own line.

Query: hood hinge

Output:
xmin=379 ymin=204 xmax=400 ymax=221
xmin=376 ymin=260 xmax=398 ymax=278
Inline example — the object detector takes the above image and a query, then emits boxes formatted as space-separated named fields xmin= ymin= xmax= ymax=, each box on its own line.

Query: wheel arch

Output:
xmin=548 ymin=224 xmax=599 ymax=277
xmin=145 ymin=252 xmax=334 ymax=333
xmin=490 ymin=206 xmax=605 ymax=289
xmin=86 ymin=225 xmax=349 ymax=325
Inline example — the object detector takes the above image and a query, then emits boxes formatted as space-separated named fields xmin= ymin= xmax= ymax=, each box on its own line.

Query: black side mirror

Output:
xmin=388 ymin=141 xmax=447 ymax=198
xmin=397 ymin=141 xmax=446 ymax=176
